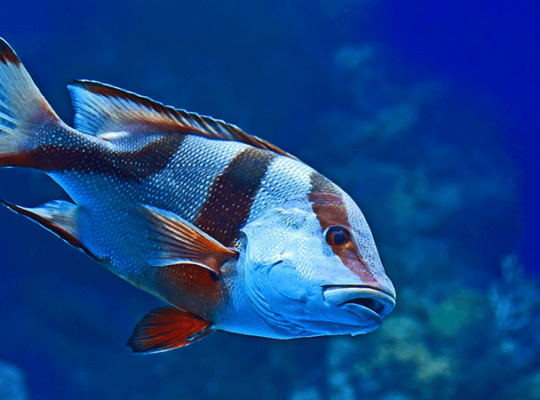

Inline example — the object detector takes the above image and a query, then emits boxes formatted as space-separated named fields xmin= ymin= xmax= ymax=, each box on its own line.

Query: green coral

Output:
xmin=429 ymin=289 xmax=490 ymax=337
xmin=374 ymin=317 xmax=453 ymax=384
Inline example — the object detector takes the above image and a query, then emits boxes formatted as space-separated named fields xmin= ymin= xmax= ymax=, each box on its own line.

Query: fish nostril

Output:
xmin=345 ymin=297 xmax=385 ymax=315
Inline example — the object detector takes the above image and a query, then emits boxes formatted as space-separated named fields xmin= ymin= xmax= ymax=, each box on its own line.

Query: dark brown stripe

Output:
xmin=0 ymin=39 xmax=21 ymax=65
xmin=195 ymin=147 xmax=276 ymax=247
xmin=308 ymin=172 xmax=377 ymax=283
xmin=26 ymin=131 xmax=186 ymax=183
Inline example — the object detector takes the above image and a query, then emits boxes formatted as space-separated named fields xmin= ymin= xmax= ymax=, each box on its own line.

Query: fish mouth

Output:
xmin=323 ymin=285 xmax=396 ymax=321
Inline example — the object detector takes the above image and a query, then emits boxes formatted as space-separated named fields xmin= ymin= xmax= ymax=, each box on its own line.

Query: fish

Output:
xmin=0 ymin=38 xmax=396 ymax=353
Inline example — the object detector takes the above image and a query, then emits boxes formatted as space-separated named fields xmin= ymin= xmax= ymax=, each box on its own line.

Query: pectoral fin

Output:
xmin=127 ymin=306 xmax=213 ymax=353
xmin=142 ymin=205 xmax=238 ymax=277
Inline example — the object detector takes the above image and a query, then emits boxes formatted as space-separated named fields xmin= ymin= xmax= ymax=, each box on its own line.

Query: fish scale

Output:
xmin=135 ymin=135 xmax=250 ymax=223
xmin=0 ymin=38 xmax=396 ymax=353
xmin=248 ymin=154 xmax=316 ymax=224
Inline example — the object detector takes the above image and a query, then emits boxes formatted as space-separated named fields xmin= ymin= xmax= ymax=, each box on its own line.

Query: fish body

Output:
xmin=0 ymin=38 xmax=395 ymax=353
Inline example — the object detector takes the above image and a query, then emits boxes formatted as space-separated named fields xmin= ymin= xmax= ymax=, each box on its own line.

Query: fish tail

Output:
xmin=0 ymin=38 xmax=70 ymax=168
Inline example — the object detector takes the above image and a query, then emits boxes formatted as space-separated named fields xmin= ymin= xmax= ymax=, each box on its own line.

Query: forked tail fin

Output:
xmin=0 ymin=38 xmax=66 ymax=167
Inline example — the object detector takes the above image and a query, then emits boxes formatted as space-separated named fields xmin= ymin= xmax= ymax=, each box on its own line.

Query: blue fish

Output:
xmin=0 ymin=38 xmax=395 ymax=353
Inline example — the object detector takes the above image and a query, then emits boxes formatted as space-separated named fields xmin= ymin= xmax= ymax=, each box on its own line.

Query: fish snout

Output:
xmin=323 ymin=285 xmax=396 ymax=320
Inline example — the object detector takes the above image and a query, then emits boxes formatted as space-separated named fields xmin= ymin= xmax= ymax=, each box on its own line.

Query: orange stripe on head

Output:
xmin=308 ymin=172 xmax=378 ymax=284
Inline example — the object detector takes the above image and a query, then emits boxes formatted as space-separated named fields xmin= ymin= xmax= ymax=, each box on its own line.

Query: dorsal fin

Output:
xmin=68 ymin=80 xmax=296 ymax=159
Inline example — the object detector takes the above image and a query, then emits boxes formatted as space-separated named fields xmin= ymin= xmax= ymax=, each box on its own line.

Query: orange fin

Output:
xmin=0 ymin=198 xmax=97 ymax=260
xmin=142 ymin=205 xmax=238 ymax=277
xmin=67 ymin=80 xmax=297 ymax=159
xmin=127 ymin=306 xmax=213 ymax=353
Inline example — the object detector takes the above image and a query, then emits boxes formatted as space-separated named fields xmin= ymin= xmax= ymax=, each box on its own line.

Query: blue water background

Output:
xmin=0 ymin=1 xmax=538 ymax=399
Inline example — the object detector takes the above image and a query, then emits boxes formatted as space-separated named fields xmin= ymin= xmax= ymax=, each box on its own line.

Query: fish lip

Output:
xmin=322 ymin=285 xmax=396 ymax=320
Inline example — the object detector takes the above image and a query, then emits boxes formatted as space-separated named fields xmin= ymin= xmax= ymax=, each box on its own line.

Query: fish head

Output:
xmin=239 ymin=194 xmax=395 ymax=338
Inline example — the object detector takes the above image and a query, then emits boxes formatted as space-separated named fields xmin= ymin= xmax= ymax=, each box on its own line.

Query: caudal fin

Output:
xmin=0 ymin=38 xmax=64 ymax=167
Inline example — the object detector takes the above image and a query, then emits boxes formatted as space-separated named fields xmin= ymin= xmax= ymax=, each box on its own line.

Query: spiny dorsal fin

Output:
xmin=68 ymin=80 xmax=296 ymax=159
xmin=127 ymin=306 xmax=213 ymax=353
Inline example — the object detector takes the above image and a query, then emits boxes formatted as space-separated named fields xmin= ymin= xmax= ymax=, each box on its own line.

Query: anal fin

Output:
xmin=0 ymin=198 xmax=96 ymax=260
xmin=127 ymin=306 xmax=213 ymax=353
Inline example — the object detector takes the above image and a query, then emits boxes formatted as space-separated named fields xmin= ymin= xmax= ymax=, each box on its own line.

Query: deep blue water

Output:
xmin=0 ymin=1 xmax=538 ymax=399
xmin=381 ymin=0 xmax=540 ymax=275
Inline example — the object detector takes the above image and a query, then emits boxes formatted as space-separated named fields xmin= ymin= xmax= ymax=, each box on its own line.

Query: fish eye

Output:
xmin=324 ymin=226 xmax=350 ymax=246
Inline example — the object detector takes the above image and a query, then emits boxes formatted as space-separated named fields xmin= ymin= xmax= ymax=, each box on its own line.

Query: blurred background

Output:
xmin=0 ymin=0 xmax=538 ymax=399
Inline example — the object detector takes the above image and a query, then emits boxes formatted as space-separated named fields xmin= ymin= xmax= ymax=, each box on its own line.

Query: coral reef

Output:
xmin=489 ymin=254 xmax=540 ymax=333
